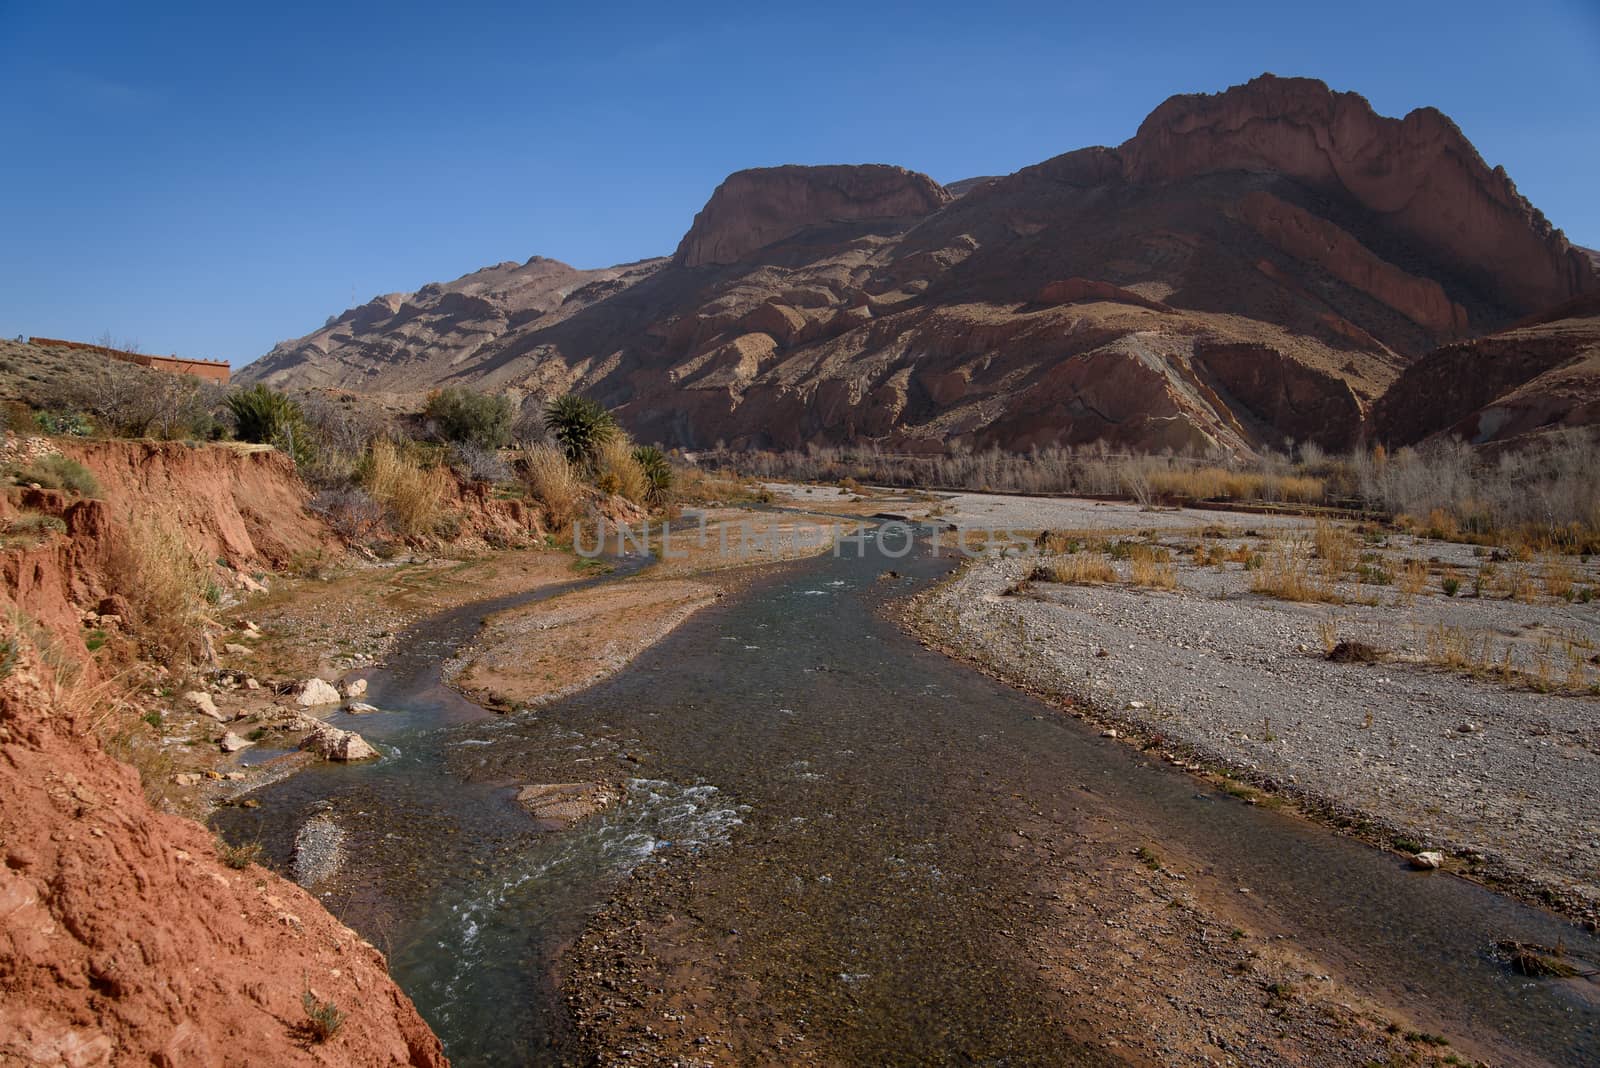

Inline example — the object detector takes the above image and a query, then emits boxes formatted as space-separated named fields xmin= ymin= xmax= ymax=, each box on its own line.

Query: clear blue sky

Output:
xmin=2 ymin=0 xmax=1596 ymax=367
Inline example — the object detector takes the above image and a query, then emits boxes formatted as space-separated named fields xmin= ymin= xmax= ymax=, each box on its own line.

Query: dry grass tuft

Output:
xmin=1312 ymin=519 xmax=1356 ymax=578
xmin=521 ymin=444 xmax=583 ymax=531
xmin=1542 ymin=558 xmax=1576 ymax=601
xmin=1032 ymin=553 xmax=1117 ymax=585
xmin=1250 ymin=542 xmax=1342 ymax=603
xmin=1127 ymin=544 xmax=1177 ymax=589
xmin=107 ymin=514 xmax=209 ymax=665
xmin=593 ymin=434 xmax=649 ymax=504
xmin=363 ymin=438 xmax=450 ymax=536
xmin=1397 ymin=559 xmax=1429 ymax=601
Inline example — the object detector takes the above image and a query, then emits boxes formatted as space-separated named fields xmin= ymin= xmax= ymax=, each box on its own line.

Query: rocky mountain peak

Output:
xmin=673 ymin=164 xmax=951 ymax=268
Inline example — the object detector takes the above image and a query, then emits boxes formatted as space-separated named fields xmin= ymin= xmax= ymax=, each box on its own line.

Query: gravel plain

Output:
xmin=903 ymin=493 xmax=1600 ymax=921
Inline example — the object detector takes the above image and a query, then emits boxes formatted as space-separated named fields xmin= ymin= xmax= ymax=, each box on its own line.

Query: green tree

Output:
xmin=423 ymin=387 xmax=514 ymax=450
xmin=543 ymin=394 xmax=616 ymax=466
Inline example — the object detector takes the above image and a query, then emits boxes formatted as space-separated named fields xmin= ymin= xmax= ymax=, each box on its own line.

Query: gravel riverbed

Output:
xmin=905 ymin=494 xmax=1600 ymax=922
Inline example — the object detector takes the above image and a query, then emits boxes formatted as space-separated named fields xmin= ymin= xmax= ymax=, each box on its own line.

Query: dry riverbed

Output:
xmin=907 ymin=494 xmax=1600 ymax=924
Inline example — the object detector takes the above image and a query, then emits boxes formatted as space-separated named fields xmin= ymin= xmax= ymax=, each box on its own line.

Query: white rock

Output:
xmin=1411 ymin=851 xmax=1444 ymax=870
xmin=172 ymin=772 xmax=202 ymax=786
xmin=183 ymin=691 xmax=224 ymax=722
xmin=339 ymin=678 xmax=368 ymax=699
xmin=345 ymin=702 xmax=381 ymax=715
xmin=294 ymin=678 xmax=342 ymax=707
xmin=243 ymin=677 xmax=260 ymax=690
xmin=219 ymin=731 xmax=252 ymax=753
xmin=300 ymin=724 xmax=378 ymax=762
xmin=223 ymin=643 xmax=253 ymax=657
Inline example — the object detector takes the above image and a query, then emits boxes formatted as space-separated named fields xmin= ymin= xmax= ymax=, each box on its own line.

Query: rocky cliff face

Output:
xmin=241 ymin=75 xmax=1599 ymax=455
xmin=0 ymin=442 xmax=450 ymax=1067
xmin=672 ymin=165 xmax=952 ymax=267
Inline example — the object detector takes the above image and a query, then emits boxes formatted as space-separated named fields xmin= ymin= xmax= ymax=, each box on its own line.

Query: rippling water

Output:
xmin=216 ymin=528 xmax=1600 ymax=1065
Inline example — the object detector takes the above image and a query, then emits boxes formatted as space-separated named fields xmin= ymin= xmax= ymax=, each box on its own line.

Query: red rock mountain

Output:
xmin=242 ymin=75 xmax=1597 ymax=453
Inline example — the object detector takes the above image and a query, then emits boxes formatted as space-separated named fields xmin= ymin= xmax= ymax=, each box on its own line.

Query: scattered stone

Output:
xmin=345 ymin=702 xmax=381 ymax=715
xmin=172 ymin=772 xmax=202 ymax=787
xmin=1127 ymin=700 xmax=1146 ymax=710
xmin=183 ymin=691 xmax=224 ymax=722
xmin=294 ymin=678 xmax=342 ymax=707
xmin=339 ymin=678 xmax=368 ymax=699
xmin=219 ymin=731 xmax=252 ymax=753
xmin=1101 ymin=728 xmax=1120 ymax=738
xmin=223 ymin=643 xmax=253 ymax=657
xmin=1410 ymin=851 xmax=1444 ymax=870
xmin=243 ymin=677 xmax=260 ymax=690
xmin=300 ymin=724 xmax=378 ymax=762
xmin=1456 ymin=722 xmax=1479 ymax=734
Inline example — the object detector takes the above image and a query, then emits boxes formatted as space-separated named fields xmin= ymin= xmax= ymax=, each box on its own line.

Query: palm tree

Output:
xmin=543 ymin=394 xmax=616 ymax=466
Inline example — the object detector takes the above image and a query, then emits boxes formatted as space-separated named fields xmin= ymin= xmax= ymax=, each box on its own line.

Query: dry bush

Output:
xmin=1031 ymin=553 xmax=1117 ymax=584
xmin=1250 ymin=542 xmax=1342 ymax=603
xmin=1128 ymin=544 xmax=1177 ymax=589
xmin=1505 ymin=567 xmax=1538 ymax=604
xmin=363 ymin=438 xmax=449 ymax=537
xmin=309 ymin=488 xmax=385 ymax=542
xmin=107 ymin=514 xmax=209 ymax=665
xmin=594 ymin=435 xmax=648 ymax=504
xmin=521 ymin=444 xmax=582 ymax=531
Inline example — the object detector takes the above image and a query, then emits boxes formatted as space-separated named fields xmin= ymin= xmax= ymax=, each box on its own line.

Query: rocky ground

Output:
xmin=906 ymin=493 xmax=1600 ymax=923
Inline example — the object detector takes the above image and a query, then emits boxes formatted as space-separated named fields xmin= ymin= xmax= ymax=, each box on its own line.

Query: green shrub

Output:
xmin=1441 ymin=576 xmax=1461 ymax=597
xmin=301 ymin=991 xmax=346 ymax=1042
xmin=11 ymin=454 xmax=101 ymax=497
xmin=5 ymin=512 xmax=67 ymax=536
xmin=34 ymin=410 xmax=94 ymax=436
xmin=544 ymin=394 xmax=616 ymax=465
xmin=424 ymin=387 xmax=514 ymax=450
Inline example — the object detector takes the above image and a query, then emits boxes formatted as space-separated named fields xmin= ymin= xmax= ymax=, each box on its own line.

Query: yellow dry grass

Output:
xmin=364 ymin=438 xmax=450 ymax=536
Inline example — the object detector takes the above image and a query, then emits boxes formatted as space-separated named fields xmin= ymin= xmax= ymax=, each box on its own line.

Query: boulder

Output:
xmin=294 ymin=678 xmax=342 ymax=707
xmin=300 ymin=724 xmax=378 ymax=762
xmin=223 ymin=643 xmax=252 ymax=657
xmin=218 ymin=731 xmax=252 ymax=754
xmin=183 ymin=691 xmax=224 ymax=722
xmin=339 ymin=678 xmax=368 ymax=699
xmin=172 ymin=772 xmax=203 ymax=787
xmin=1410 ymin=851 xmax=1445 ymax=870
xmin=345 ymin=702 xmax=381 ymax=715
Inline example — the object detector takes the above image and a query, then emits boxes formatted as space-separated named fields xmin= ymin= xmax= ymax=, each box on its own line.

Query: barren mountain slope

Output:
xmin=242 ymin=75 xmax=1597 ymax=453
xmin=1371 ymin=295 xmax=1600 ymax=446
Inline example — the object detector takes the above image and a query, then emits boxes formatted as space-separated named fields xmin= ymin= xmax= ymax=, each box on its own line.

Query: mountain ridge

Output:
xmin=240 ymin=74 xmax=1598 ymax=453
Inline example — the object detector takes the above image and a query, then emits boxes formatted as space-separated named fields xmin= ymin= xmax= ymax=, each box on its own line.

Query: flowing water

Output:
xmin=216 ymin=525 xmax=1600 ymax=1065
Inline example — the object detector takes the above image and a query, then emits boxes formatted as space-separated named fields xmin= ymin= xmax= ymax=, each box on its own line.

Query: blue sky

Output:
xmin=1 ymin=0 xmax=1596 ymax=367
